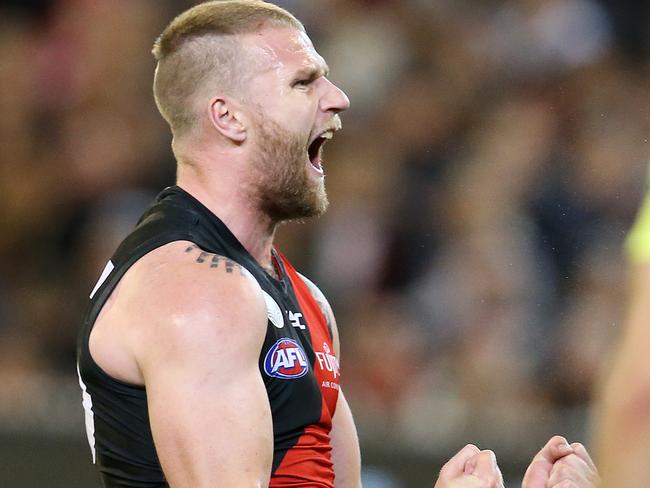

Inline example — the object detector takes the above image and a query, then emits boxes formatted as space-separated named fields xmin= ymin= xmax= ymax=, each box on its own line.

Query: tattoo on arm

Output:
xmin=184 ymin=244 xmax=246 ymax=276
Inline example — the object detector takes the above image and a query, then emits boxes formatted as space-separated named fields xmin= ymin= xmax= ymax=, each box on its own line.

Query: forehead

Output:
xmin=242 ymin=26 xmax=327 ymax=76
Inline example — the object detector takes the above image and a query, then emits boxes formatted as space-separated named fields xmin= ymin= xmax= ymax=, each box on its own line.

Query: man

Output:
xmin=595 ymin=167 xmax=650 ymax=487
xmin=76 ymin=1 xmax=598 ymax=486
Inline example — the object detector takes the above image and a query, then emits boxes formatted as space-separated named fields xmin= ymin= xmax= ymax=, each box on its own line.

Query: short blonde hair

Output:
xmin=152 ymin=0 xmax=304 ymax=136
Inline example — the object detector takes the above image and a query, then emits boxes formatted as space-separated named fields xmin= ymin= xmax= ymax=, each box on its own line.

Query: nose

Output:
xmin=320 ymin=78 xmax=350 ymax=114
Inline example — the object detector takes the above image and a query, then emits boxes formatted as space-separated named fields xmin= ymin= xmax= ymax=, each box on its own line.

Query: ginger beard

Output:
xmin=250 ymin=113 xmax=329 ymax=223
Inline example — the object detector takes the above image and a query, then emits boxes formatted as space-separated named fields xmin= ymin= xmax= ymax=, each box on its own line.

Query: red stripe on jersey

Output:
xmin=269 ymin=427 xmax=334 ymax=487
xmin=271 ymin=250 xmax=339 ymax=488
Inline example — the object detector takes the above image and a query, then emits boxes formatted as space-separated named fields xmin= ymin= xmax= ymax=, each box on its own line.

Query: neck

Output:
xmin=176 ymin=161 xmax=277 ymax=270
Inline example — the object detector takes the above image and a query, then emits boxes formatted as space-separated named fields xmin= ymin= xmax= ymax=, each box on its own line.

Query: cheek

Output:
xmin=275 ymin=108 xmax=312 ymax=136
xmin=252 ymin=92 xmax=316 ymax=135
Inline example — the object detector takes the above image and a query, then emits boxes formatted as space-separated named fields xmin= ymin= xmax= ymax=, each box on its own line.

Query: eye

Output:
xmin=291 ymin=75 xmax=318 ymax=88
xmin=292 ymin=78 xmax=313 ymax=89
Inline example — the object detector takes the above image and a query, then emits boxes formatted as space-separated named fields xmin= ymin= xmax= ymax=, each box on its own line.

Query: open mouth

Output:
xmin=307 ymin=131 xmax=333 ymax=174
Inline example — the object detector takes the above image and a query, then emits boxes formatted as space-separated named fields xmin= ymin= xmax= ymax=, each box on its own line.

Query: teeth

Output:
xmin=320 ymin=131 xmax=333 ymax=140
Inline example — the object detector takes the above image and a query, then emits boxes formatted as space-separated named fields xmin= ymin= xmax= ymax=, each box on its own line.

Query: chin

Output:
xmin=263 ymin=187 xmax=328 ymax=223
xmin=254 ymin=143 xmax=329 ymax=222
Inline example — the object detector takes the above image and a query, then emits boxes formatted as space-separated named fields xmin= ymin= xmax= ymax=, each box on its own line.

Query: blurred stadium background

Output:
xmin=1 ymin=0 xmax=649 ymax=486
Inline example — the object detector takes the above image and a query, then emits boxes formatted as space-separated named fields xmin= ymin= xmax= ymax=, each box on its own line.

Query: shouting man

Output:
xmin=77 ymin=2 xmax=598 ymax=487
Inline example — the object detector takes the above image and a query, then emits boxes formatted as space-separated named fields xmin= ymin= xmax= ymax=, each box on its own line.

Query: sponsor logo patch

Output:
xmin=316 ymin=342 xmax=340 ymax=379
xmin=263 ymin=338 xmax=309 ymax=379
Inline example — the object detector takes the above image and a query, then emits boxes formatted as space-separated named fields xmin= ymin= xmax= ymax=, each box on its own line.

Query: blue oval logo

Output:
xmin=264 ymin=338 xmax=309 ymax=379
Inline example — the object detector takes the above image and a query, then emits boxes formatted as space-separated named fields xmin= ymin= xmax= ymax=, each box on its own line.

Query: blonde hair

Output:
xmin=152 ymin=1 xmax=304 ymax=136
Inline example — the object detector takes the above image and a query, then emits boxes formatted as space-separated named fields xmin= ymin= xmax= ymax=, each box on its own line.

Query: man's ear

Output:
xmin=208 ymin=97 xmax=247 ymax=143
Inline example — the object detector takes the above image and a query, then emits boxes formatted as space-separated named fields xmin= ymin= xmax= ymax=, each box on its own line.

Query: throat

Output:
xmin=265 ymin=252 xmax=283 ymax=281
xmin=264 ymin=264 xmax=279 ymax=280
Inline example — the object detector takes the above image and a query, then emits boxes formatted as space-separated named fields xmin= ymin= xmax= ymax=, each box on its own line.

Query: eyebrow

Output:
xmin=294 ymin=64 xmax=330 ymax=80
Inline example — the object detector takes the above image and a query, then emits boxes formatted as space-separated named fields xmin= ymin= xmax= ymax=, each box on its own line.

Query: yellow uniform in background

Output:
xmin=625 ymin=169 xmax=650 ymax=263
xmin=596 ymin=163 xmax=650 ymax=488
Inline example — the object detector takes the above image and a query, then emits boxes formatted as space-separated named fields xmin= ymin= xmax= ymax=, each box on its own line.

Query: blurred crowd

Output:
xmin=1 ymin=0 xmax=649 ymax=484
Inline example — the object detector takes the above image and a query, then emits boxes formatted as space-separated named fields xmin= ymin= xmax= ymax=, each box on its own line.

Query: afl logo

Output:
xmin=264 ymin=338 xmax=309 ymax=379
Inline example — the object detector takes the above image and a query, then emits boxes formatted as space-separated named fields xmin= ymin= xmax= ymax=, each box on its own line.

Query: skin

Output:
xmin=547 ymin=443 xmax=600 ymax=488
xmin=435 ymin=444 xmax=505 ymax=488
xmin=522 ymin=436 xmax=598 ymax=488
xmin=595 ymin=263 xmax=650 ymax=487
xmin=522 ymin=435 xmax=575 ymax=488
xmin=432 ymin=436 xmax=599 ymax=488
xmin=89 ymin=24 xmax=351 ymax=487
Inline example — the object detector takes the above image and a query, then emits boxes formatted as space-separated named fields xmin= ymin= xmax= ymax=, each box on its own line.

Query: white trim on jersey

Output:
xmin=77 ymin=363 xmax=97 ymax=464
xmin=90 ymin=260 xmax=115 ymax=299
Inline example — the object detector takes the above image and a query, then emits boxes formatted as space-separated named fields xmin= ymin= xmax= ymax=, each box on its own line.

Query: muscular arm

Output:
xmin=299 ymin=274 xmax=362 ymax=488
xmin=121 ymin=243 xmax=272 ymax=487
xmin=330 ymin=390 xmax=362 ymax=488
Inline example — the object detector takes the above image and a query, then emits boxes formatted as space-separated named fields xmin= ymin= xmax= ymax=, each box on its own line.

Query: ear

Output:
xmin=208 ymin=97 xmax=247 ymax=143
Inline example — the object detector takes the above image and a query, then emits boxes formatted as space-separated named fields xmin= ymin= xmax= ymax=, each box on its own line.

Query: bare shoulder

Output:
xmin=91 ymin=240 xmax=267 ymax=384
xmin=297 ymin=272 xmax=327 ymax=305
xmin=297 ymin=272 xmax=340 ymax=352
xmin=130 ymin=240 xmax=266 ymax=339
xmin=297 ymin=272 xmax=335 ymax=320
xmin=130 ymin=241 xmax=264 ymax=304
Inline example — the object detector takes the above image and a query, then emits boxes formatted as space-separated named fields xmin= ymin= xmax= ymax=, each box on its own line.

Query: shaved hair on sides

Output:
xmin=152 ymin=0 xmax=304 ymax=140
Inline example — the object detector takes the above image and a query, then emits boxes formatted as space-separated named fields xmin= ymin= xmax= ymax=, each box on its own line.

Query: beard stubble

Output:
xmin=250 ymin=115 xmax=329 ymax=223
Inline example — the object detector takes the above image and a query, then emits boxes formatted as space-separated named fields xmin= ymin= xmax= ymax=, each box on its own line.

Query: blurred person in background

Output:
xmin=595 ymin=165 xmax=650 ymax=487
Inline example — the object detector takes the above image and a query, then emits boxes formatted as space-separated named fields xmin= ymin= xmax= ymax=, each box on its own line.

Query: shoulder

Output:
xmin=128 ymin=241 xmax=264 ymax=312
xmin=122 ymin=241 xmax=268 ymax=363
xmin=297 ymin=272 xmax=334 ymax=321
xmin=296 ymin=272 xmax=340 ymax=353
xmin=297 ymin=272 xmax=328 ymax=306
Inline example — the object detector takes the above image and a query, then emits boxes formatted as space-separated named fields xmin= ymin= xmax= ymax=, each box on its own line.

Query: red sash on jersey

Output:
xmin=270 ymin=250 xmax=340 ymax=487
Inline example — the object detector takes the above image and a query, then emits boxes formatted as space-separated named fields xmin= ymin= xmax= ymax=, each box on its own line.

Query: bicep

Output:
xmin=331 ymin=390 xmax=361 ymax=488
xmin=146 ymin=356 xmax=272 ymax=488
xmin=132 ymin=255 xmax=272 ymax=487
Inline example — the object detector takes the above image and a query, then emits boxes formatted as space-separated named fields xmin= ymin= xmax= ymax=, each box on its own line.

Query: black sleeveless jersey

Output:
xmin=76 ymin=186 xmax=341 ymax=487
